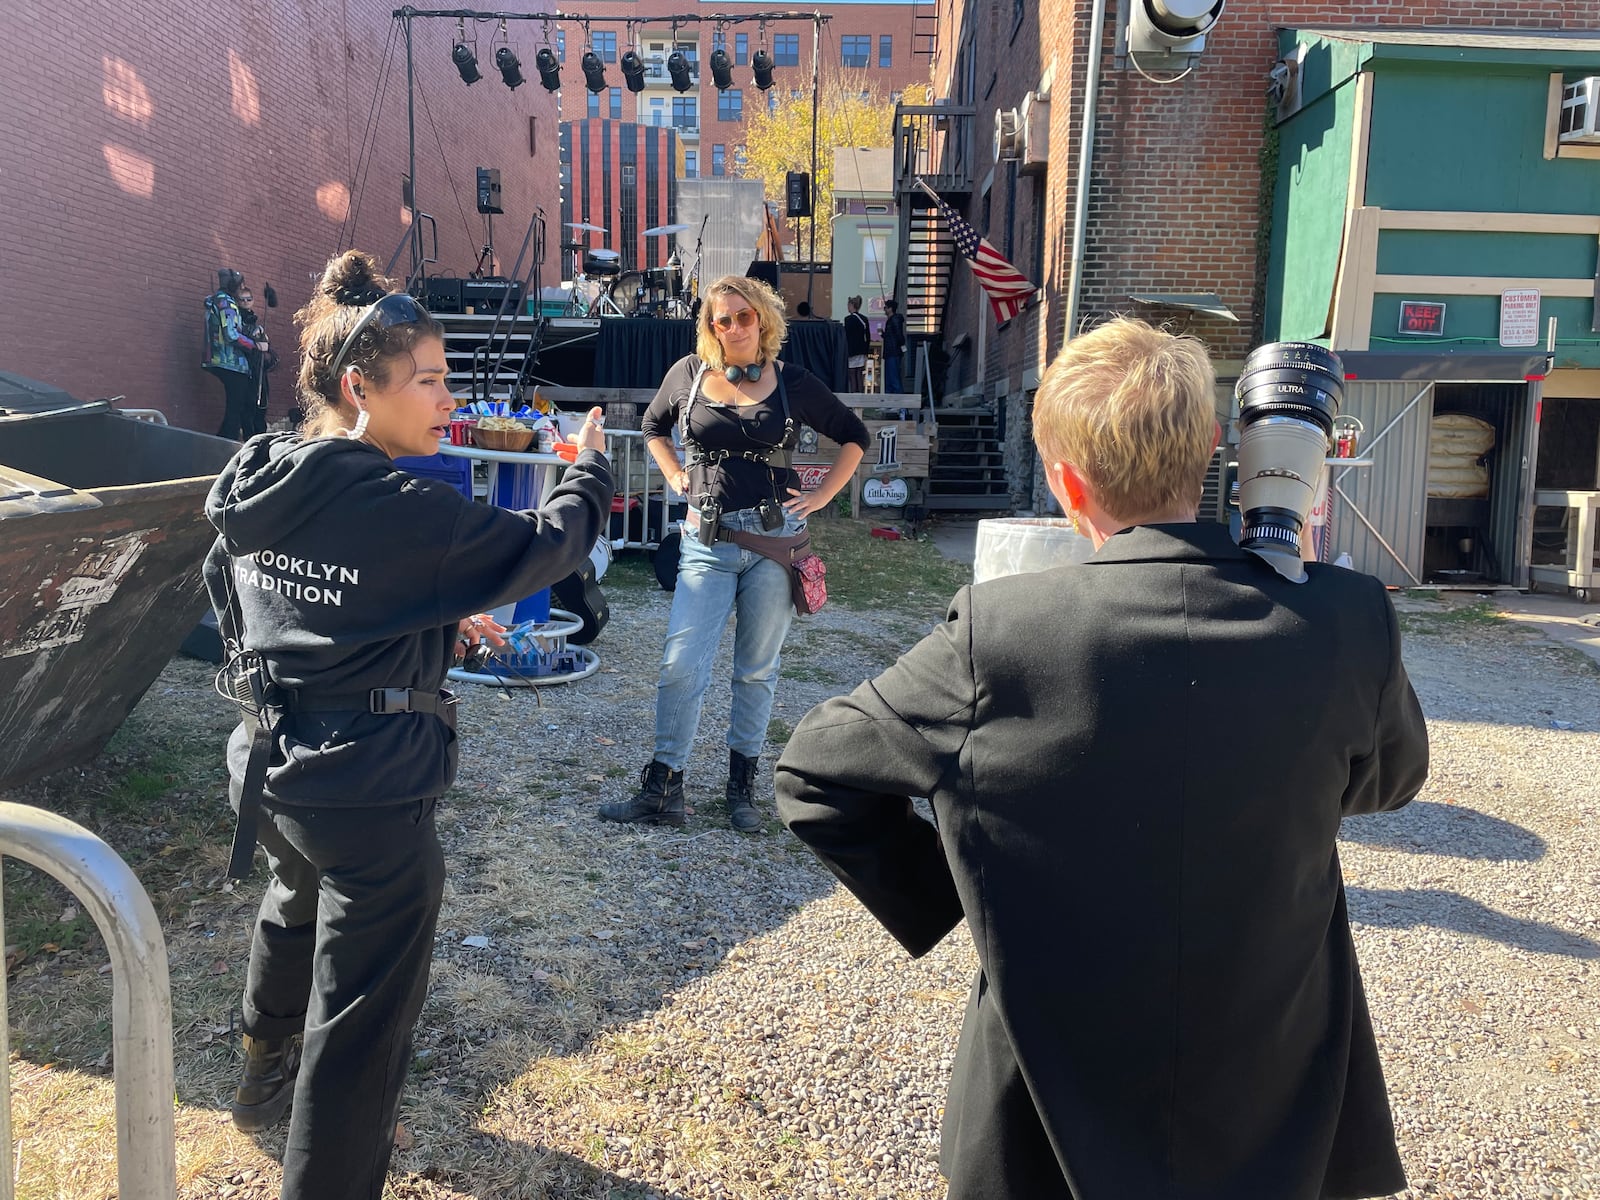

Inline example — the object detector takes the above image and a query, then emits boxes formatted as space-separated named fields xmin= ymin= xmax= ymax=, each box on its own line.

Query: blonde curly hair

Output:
xmin=694 ymin=276 xmax=787 ymax=371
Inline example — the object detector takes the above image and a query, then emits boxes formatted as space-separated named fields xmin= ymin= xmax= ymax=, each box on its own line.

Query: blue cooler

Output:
xmin=393 ymin=452 xmax=473 ymax=500
xmin=489 ymin=457 xmax=552 ymax=625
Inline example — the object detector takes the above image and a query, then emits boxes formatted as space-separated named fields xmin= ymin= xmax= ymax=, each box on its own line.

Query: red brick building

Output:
xmin=917 ymin=0 xmax=1597 ymax=511
xmin=0 ymin=2 xmax=561 ymax=431
xmin=551 ymin=1 xmax=925 ymax=190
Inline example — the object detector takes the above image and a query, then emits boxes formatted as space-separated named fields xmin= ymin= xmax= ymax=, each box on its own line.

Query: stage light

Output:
xmin=495 ymin=47 xmax=524 ymax=89
xmin=709 ymin=48 xmax=734 ymax=91
xmin=667 ymin=50 xmax=693 ymax=93
xmin=581 ymin=49 xmax=607 ymax=93
xmin=452 ymin=42 xmax=482 ymax=85
xmin=535 ymin=47 xmax=561 ymax=91
xmin=620 ymin=49 xmax=646 ymax=93
xmin=751 ymin=49 xmax=774 ymax=90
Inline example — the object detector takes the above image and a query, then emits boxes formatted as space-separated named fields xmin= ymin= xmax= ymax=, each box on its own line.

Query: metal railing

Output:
xmin=892 ymin=103 xmax=977 ymax=196
xmin=605 ymin=429 xmax=683 ymax=551
xmin=0 ymin=802 xmax=174 ymax=1199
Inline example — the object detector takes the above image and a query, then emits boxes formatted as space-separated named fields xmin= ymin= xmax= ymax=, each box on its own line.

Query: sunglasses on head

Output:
xmin=330 ymin=293 xmax=428 ymax=376
xmin=711 ymin=308 xmax=758 ymax=332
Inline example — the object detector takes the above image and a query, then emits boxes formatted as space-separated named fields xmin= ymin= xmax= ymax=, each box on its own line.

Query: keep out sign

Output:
xmin=1398 ymin=300 xmax=1446 ymax=336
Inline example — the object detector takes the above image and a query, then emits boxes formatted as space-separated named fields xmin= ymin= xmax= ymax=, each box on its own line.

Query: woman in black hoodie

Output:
xmin=204 ymin=250 xmax=612 ymax=1200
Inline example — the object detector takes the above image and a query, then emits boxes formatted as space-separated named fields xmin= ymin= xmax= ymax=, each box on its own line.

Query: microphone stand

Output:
xmin=684 ymin=212 xmax=710 ymax=312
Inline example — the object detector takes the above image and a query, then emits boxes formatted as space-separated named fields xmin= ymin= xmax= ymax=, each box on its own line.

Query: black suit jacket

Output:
xmin=776 ymin=522 xmax=1429 ymax=1200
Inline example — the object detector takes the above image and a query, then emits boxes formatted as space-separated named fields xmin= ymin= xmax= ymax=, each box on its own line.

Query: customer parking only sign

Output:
xmin=1499 ymin=289 xmax=1541 ymax=348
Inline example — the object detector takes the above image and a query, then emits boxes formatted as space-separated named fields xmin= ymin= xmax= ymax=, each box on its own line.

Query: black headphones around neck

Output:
xmin=724 ymin=362 xmax=763 ymax=383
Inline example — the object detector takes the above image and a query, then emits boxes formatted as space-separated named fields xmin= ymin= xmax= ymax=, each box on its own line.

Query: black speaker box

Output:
xmin=460 ymin=278 xmax=525 ymax=311
xmin=745 ymin=261 xmax=780 ymax=289
xmin=423 ymin=277 xmax=463 ymax=313
xmin=476 ymin=167 xmax=503 ymax=214
xmin=785 ymin=171 xmax=811 ymax=218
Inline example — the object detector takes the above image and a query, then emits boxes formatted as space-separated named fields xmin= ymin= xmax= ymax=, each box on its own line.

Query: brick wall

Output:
xmin=927 ymin=0 xmax=1596 ymax=508
xmin=0 ymin=1 xmax=560 ymax=431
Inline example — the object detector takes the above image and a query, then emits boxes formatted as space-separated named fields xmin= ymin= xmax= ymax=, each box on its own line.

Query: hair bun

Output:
xmin=318 ymin=251 xmax=390 ymax=307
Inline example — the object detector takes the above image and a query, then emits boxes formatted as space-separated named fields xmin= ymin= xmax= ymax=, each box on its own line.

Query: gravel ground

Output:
xmin=8 ymin=557 xmax=1597 ymax=1200
xmin=387 ymin=577 xmax=1600 ymax=1199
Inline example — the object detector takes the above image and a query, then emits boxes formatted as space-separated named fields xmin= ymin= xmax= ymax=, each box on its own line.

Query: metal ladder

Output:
xmin=0 ymin=802 xmax=174 ymax=1198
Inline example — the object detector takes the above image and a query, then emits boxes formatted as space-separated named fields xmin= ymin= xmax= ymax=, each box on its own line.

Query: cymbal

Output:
xmin=566 ymin=222 xmax=608 ymax=233
xmin=641 ymin=223 xmax=693 ymax=236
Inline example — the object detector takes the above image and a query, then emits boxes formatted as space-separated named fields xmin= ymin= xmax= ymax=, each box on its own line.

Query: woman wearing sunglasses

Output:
xmin=202 ymin=250 xmax=611 ymax=1200
xmin=599 ymin=275 xmax=868 ymax=832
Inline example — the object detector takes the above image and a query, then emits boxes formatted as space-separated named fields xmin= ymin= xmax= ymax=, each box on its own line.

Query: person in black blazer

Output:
xmin=775 ymin=318 xmax=1430 ymax=1200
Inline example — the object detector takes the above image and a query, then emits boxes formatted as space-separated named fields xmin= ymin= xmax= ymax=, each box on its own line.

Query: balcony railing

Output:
xmin=892 ymin=103 xmax=977 ymax=197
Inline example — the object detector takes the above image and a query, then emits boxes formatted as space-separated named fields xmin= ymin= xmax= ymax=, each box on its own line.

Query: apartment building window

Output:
xmin=718 ymin=88 xmax=743 ymax=122
xmin=556 ymin=29 xmax=565 ymax=60
xmin=672 ymin=96 xmax=697 ymax=130
xmin=592 ymin=30 xmax=617 ymax=62
xmin=610 ymin=88 xmax=622 ymax=119
xmin=842 ymin=35 xmax=870 ymax=68
xmin=863 ymin=234 xmax=888 ymax=287
xmin=685 ymin=149 xmax=698 ymax=178
xmin=712 ymin=144 xmax=726 ymax=176
xmin=773 ymin=33 xmax=799 ymax=66
xmin=587 ymin=91 xmax=600 ymax=119
xmin=734 ymin=144 xmax=748 ymax=168
xmin=768 ymin=91 xmax=779 ymax=114
xmin=712 ymin=30 xmax=726 ymax=54
xmin=879 ymin=35 xmax=892 ymax=67
xmin=650 ymin=97 xmax=665 ymax=126
xmin=735 ymin=32 xmax=748 ymax=65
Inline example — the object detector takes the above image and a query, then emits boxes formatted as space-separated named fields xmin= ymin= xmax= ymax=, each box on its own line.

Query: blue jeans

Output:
xmin=883 ymin=354 xmax=903 ymax=394
xmin=652 ymin=506 xmax=802 ymax=770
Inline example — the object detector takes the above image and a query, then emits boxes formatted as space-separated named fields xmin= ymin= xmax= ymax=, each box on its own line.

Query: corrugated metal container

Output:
xmin=0 ymin=403 xmax=237 ymax=790
xmin=1325 ymin=380 xmax=1436 ymax=586
xmin=1327 ymin=379 xmax=1539 ymax=587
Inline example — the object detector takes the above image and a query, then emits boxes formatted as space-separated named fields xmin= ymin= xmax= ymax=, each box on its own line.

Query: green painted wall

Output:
xmin=1364 ymin=63 xmax=1600 ymax=368
xmin=1376 ymin=231 xmax=1598 ymax=279
xmin=1365 ymin=64 xmax=1600 ymax=215
xmin=1263 ymin=35 xmax=1370 ymax=343
xmin=829 ymin=215 xmax=899 ymax=319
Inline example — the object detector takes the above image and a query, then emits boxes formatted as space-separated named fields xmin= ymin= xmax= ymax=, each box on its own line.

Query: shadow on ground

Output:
xmin=1340 ymin=800 xmax=1546 ymax=862
xmin=1348 ymin=886 xmax=1600 ymax=960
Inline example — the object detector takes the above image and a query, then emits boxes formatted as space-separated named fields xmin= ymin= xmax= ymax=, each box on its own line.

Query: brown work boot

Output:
xmin=230 ymin=1033 xmax=302 ymax=1132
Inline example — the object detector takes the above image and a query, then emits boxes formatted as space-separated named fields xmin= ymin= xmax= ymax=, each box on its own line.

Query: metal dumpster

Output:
xmin=0 ymin=397 xmax=237 ymax=790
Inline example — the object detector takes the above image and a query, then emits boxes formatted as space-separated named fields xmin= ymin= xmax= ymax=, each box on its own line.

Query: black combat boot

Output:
xmin=230 ymin=1032 xmax=302 ymax=1132
xmin=598 ymin=760 xmax=686 ymax=826
xmin=725 ymin=750 xmax=761 ymax=832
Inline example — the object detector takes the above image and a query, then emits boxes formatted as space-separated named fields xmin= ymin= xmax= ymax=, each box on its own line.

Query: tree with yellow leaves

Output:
xmin=738 ymin=78 xmax=930 ymax=261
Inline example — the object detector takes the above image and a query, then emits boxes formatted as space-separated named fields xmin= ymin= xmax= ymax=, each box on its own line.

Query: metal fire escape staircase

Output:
xmin=892 ymin=102 xmax=1008 ymax=510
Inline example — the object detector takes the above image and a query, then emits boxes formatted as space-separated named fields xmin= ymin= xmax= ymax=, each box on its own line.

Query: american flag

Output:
xmin=923 ymin=182 xmax=1038 ymax=325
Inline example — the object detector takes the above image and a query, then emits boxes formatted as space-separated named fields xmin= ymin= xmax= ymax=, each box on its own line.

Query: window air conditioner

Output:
xmin=1019 ymin=91 xmax=1050 ymax=175
xmin=1559 ymin=78 xmax=1600 ymax=145
xmin=994 ymin=106 xmax=1022 ymax=162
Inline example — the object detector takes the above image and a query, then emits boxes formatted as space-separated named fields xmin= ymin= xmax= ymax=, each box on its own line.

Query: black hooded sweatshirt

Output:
xmin=204 ymin=433 xmax=612 ymax=806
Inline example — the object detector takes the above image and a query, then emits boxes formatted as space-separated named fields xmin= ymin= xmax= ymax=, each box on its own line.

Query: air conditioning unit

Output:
xmin=1018 ymin=91 xmax=1050 ymax=174
xmin=994 ymin=106 xmax=1022 ymax=162
xmin=994 ymin=92 xmax=1051 ymax=173
xmin=1559 ymin=78 xmax=1600 ymax=145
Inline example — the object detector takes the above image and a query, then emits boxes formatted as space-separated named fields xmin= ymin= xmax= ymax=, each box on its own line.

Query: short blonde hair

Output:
xmin=1033 ymin=317 xmax=1217 ymax=521
xmin=695 ymin=276 xmax=787 ymax=371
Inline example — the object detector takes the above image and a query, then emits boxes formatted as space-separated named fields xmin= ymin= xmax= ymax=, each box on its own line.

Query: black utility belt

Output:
xmin=275 ymin=687 xmax=456 ymax=721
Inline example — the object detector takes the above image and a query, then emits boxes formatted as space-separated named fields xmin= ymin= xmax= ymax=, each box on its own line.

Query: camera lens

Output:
xmin=1235 ymin=341 xmax=1344 ymax=434
xmin=1233 ymin=342 xmax=1347 ymax=582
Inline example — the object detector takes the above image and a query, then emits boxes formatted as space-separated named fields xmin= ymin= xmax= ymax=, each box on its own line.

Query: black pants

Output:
xmin=217 ymin=370 xmax=264 ymax=441
xmin=242 ymin=797 xmax=446 ymax=1200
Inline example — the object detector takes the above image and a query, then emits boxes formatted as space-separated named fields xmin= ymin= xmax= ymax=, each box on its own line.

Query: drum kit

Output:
xmin=562 ymin=221 xmax=698 ymax=319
